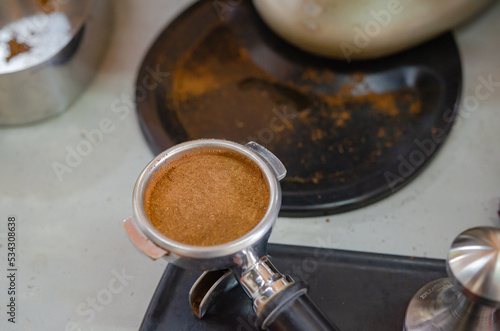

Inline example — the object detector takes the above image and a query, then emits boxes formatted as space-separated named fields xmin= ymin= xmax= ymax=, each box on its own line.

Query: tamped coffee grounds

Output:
xmin=144 ymin=150 xmax=270 ymax=246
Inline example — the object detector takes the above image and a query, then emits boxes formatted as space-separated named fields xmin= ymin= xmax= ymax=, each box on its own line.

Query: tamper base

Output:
xmin=404 ymin=278 xmax=500 ymax=331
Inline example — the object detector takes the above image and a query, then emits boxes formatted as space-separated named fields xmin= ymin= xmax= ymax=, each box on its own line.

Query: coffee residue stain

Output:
xmin=171 ymin=26 xmax=295 ymax=141
xmin=191 ymin=297 xmax=202 ymax=316
xmin=35 ymin=0 xmax=56 ymax=13
xmin=6 ymin=36 xmax=31 ymax=62
xmin=301 ymin=67 xmax=335 ymax=84
xmin=169 ymin=25 xmax=423 ymax=189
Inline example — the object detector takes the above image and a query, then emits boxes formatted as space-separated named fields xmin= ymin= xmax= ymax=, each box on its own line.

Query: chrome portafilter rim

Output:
xmin=126 ymin=139 xmax=291 ymax=317
xmin=131 ymin=139 xmax=282 ymax=261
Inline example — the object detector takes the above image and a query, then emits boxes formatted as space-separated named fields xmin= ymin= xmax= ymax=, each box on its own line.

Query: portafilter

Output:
xmin=124 ymin=139 xmax=340 ymax=331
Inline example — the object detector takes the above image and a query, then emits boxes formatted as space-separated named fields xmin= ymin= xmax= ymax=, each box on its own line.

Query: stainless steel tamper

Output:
xmin=124 ymin=139 xmax=340 ymax=331
xmin=404 ymin=226 xmax=500 ymax=330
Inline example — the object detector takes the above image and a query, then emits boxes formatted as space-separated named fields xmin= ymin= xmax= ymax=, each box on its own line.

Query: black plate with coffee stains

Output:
xmin=136 ymin=0 xmax=461 ymax=216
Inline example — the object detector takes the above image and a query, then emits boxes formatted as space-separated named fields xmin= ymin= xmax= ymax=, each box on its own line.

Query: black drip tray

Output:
xmin=140 ymin=244 xmax=446 ymax=331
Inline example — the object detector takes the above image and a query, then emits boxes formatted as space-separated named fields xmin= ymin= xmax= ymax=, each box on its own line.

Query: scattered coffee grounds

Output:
xmin=6 ymin=37 xmax=31 ymax=62
xmin=35 ymin=0 xmax=56 ymax=13
xmin=169 ymin=26 xmax=423 ymax=191
xmin=144 ymin=150 xmax=270 ymax=246
xmin=172 ymin=27 xmax=287 ymax=142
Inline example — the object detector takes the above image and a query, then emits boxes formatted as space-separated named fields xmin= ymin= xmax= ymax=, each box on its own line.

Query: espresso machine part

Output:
xmin=404 ymin=226 xmax=500 ymax=330
xmin=124 ymin=139 xmax=340 ymax=331
xmin=189 ymin=269 xmax=238 ymax=318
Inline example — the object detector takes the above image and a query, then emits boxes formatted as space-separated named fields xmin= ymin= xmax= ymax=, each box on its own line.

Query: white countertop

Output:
xmin=1 ymin=1 xmax=500 ymax=330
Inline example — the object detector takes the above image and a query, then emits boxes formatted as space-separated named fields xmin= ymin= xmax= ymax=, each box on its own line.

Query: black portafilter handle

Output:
xmin=255 ymin=281 xmax=341 ymax=331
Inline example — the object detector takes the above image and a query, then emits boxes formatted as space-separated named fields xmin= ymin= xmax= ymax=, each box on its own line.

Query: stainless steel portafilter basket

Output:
xmin=404 ymin=226 xmax=500 ymax=331
xmin=124 ymin=139 xmax=340 ymax=331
